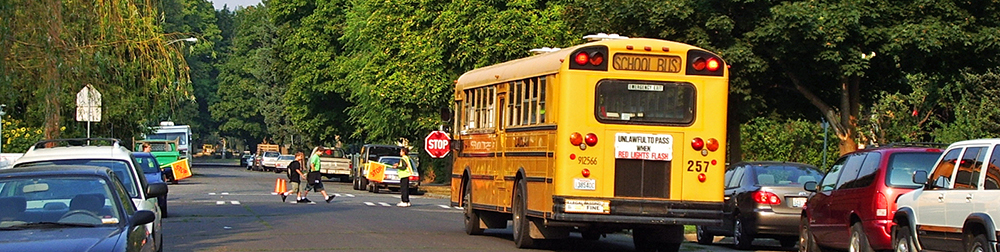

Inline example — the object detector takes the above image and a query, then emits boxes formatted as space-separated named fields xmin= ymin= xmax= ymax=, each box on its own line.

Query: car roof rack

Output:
xmin=30 ymin=138 xmax=122 ymax=150
xmin=880 ymin=142 xmax=947 ymax=149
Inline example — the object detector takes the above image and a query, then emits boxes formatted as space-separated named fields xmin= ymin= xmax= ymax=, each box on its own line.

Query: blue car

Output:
xmin=0 ymin=165 xmax=158 ymax=252
xmin=133 ymin=152 xmax=169 ymax=217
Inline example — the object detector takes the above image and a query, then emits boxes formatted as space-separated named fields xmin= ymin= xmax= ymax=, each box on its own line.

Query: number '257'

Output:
xmin=686 ymin=160 xmax=710 ymax=172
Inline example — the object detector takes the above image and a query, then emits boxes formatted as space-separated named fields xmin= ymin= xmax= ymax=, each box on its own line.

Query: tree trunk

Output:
xmin=43 ymin=0 xmax=65 ymax=141
xmin=728 ymin=97 xmax=742 ymax=165
xmin=785 ymin=71 xmax=859 ymax=156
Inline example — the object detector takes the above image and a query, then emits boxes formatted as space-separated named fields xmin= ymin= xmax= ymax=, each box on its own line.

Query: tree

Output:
xmin=161 ymin=0 xmax=224 ymax=145
xmin=211 ymin=4 xmax=279 ymax=148
xmin=1 ymin=0 xmax=191 ymax=143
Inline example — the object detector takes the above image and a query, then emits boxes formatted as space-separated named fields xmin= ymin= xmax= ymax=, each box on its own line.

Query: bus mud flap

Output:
xmin=530 ymin=217 xmax=570 ymax=239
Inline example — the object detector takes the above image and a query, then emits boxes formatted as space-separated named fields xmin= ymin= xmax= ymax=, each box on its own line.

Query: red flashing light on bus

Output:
xmin=691 ymin=138 xmax=705 ymax=150
xmin=585 ymin=133 xmax=598 ymax=146
xmin=574 ymin=52 xmax=589 ymax=65
xmin=706 ymin=58 xmax=721 ymax=72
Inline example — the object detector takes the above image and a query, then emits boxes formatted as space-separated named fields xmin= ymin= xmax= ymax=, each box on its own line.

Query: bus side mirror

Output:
xmin=803 ymin=181 xmax=818 ymax=192
xmin=440 ymin=107 xmax=453 ymax=122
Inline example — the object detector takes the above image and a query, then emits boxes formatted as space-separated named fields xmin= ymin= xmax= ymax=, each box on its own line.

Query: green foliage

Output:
xmin=210 ymin=5 xmax=277 ymax=147
xmin=741 ymin=117 xmax=839 ymax=170
xmin=1 ymin=115 xmax=45 ymax=153
xmin=931 ymin=69 xmax=1000 ymax=143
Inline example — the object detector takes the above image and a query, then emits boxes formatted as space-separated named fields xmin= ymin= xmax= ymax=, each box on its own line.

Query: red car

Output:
xmin=800 ymin=144 xmax=943 ymax=252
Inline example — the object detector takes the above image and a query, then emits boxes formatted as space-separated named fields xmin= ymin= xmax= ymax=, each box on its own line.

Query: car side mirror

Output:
xmin=912 ymin=170 xmax=928 ymax=185
xmin=131 ymin=210 xmax=156 ymax=226
xmin=803 ymin=181 xmax=818 ymax=192
xmin=146 ymin=182 xmax=168 ymax=198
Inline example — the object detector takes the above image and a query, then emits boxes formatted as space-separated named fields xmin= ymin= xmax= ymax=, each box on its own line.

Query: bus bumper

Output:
xmin=550 ymin=197 xmax=723 ymax=226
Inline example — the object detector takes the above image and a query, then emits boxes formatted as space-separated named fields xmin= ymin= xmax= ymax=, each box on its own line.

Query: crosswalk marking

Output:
xmin=364 ymin=202 xmax=376 ymax=206
xmin=378 ymin=202 xmax=392 ymax=207
xmin=216 ymin=201 xmax=224 ymax=205
xmin=231 ymin=201 xmax=240 ymax=205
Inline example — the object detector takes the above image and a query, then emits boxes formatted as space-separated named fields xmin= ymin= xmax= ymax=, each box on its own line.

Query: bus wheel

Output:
xmin=463 ymin=183 xmax=483 ymax=235
xmin=513 ymin=181 xmax=536 ymax=248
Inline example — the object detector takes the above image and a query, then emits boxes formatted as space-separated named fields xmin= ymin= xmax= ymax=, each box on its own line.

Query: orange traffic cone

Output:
xmin=274 ymin=178 xmax=286 ymax=194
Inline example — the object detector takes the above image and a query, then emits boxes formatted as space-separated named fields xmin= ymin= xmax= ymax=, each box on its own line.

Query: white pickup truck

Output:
xmin=311 ymin=147 xmax=352 ymax=181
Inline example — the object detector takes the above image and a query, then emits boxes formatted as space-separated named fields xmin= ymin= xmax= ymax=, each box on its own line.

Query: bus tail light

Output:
xmin=698 ymin=173 xmax=706 ymax=182
xmin=706 ymin=138 xmax=719 ymax=151
xmin=570 ymin=132 xmax=583 ymax=146
xmin=691 ymin=137 xmax=704 ymax=150
xmin=706 ymin=58 xmax=721 ymax=71
xmin=585 ymin=133 xmax=598 ymax=146
xmin=753 ymin=191 xmax=781 ymax=205
xmin=582 ymin=169 xmax=590 ymax=178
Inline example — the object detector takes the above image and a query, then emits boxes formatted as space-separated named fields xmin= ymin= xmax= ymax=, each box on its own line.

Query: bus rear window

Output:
xmin=595 ymin=80 xmax=695 ymax=125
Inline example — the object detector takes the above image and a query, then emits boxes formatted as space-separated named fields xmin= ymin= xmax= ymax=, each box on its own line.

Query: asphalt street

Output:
xmin=160 ymin=161 xmax=796 ymax=252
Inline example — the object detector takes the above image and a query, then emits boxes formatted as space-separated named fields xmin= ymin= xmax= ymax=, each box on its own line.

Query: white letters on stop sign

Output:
xmin=430 ymin=139 xmax=448 ymax=149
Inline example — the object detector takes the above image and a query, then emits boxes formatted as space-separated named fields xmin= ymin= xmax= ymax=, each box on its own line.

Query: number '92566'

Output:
xmin=686 ymin=160 xmax=711 ymax=172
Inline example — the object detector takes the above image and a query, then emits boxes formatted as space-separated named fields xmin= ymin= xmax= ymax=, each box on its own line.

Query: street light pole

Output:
xmin=1 ymin=104 xmax=6 ymax=153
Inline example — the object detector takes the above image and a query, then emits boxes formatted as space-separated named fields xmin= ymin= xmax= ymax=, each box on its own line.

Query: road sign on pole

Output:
xmin=424 ymin=131 xmax=451 ymax=158
xmin=76 ymin=85 xmax=102 ymax=139
xmin=76 ymin=85 xmax=102 ymax=122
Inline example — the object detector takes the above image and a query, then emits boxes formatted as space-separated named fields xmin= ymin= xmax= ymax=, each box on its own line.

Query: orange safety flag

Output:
xmin=366 ymin=162 xmax=388 ymax=183
xmin=167 ymin=158 xmax=193 ymax=181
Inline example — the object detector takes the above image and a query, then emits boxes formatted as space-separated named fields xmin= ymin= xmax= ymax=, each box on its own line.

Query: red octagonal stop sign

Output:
xmin=425 ymin=131 xmax=451 ymax=158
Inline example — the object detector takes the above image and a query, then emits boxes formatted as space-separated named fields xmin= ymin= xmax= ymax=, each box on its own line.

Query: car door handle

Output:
xmin=967 ymin=193 xmax=973 ymax=201
xmin=938 ymin=193 xmax=945 ymax=202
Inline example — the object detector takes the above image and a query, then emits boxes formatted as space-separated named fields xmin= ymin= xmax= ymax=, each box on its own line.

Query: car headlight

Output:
xmin=386 ymin=174 xmax=399 ymax=180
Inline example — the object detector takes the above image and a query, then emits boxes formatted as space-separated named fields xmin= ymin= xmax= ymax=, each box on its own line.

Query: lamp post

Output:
xmin=1 ymin=104 xmax=6 ymax=153
xmin=166 ymin=37 xmax=198 ymax=45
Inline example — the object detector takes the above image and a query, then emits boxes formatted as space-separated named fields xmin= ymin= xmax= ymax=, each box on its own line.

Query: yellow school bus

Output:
xmin=449 ymin=34 xmax=728 ymax=250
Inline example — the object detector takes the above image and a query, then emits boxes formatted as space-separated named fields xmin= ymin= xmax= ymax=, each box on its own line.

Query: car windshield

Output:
xmin=886 ymin=152 xmax=944 ymax=188
xmin=752 ymin=164 xmax=823 ymax=186
xmin=16 ymin=160 xmax=139 ymax=198
xmin=133 ymin=156 xmax=160 ymax=174
xmin=264 ymin=152 xmax=279 ymax=158
xmin=0 ymin=176 xmax=122 ymax=228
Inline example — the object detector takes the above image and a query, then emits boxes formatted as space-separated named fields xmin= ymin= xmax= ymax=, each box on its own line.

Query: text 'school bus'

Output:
xmin=449 ymin=34 xmax=729 ymax=251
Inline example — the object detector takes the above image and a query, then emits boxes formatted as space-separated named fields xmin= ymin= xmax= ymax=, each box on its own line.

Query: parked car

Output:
xmin=260 ymin=151 xmax=280 ymax=172
xmin=273 ymin=154 xmax=295 ymax=174
xmin=893 ymin=139 xmax=1000 ymax=252
xmin=695 ymin=161 xmax=823 ymax=249
xmin=366 ymin=156 xmax=420 ymax=194
xmin=12 ymin=138 xmax=167 ymax=252
xmin=0 ymin=165 xmax=158 ymax=252
xmin=135 ymin=140 xmax=180 ymax=184
xmin=240 ymin=153 xmax=252 ymax=167
xmin=800 ymin=143 xmax=943 ymax=252
xmin=133 ymin=151 xmax=170 ymax=217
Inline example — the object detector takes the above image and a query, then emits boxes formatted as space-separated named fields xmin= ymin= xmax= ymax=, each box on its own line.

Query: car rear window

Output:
xmin=752 ymin=164 xmax=824 ymax=186
xmin=264 ymin=152 xmax=279 ymax=158
xmin=886 ymin=152 xmax=944 ymax=188
xmin=16 ymin=160 xmax=139 ymax=198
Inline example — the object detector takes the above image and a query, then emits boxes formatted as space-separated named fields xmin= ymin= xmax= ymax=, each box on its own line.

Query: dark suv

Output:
xmin=800 ymin=143 xmax=943 ymax=252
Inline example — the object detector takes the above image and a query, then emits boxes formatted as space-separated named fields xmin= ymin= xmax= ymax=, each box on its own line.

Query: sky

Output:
xmin=211 ymin=0 xmax=261 ymax=10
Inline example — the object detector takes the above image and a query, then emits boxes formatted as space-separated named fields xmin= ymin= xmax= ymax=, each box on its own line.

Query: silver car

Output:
xmin=12 ymin=138 xmax=167 ymax=252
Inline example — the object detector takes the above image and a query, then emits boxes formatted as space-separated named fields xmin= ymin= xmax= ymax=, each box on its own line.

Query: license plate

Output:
xmin=574 ymin=178 xmax=596 ymax=190
xmin=564 ymin=199 xmax=610 ymax=214
xmin=790 ymin=197 xmax=807 ymax=208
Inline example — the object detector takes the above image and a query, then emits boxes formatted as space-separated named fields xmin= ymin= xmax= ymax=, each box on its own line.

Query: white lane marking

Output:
xmin=378 ymin=202 xmax=392 ymax=207
xmin=216 ymin=201 xmax=225 ymax=205
xmin=209 ymin=193 xmax=217 ymax=195
xmin=335 ymin=193 xmax=356 ymax=197
xmin=270 ymin=192 xmax=278 ymax=195
xmin=364 ymin=202 xmax=376 ymax=206
xmin=438 ymin=205 xmax=451 ymax=209
xmin=230 ymin=201 xmax=240 ymax=205
xmin=221 ymin=192 xmax=230 ymax=195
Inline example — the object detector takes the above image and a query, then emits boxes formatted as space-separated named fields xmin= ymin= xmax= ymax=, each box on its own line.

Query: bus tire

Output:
xmin=513 ymin=180 xmax=536 ymax=248
xmin=463 ymin=183 xmax=483 ymax=235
